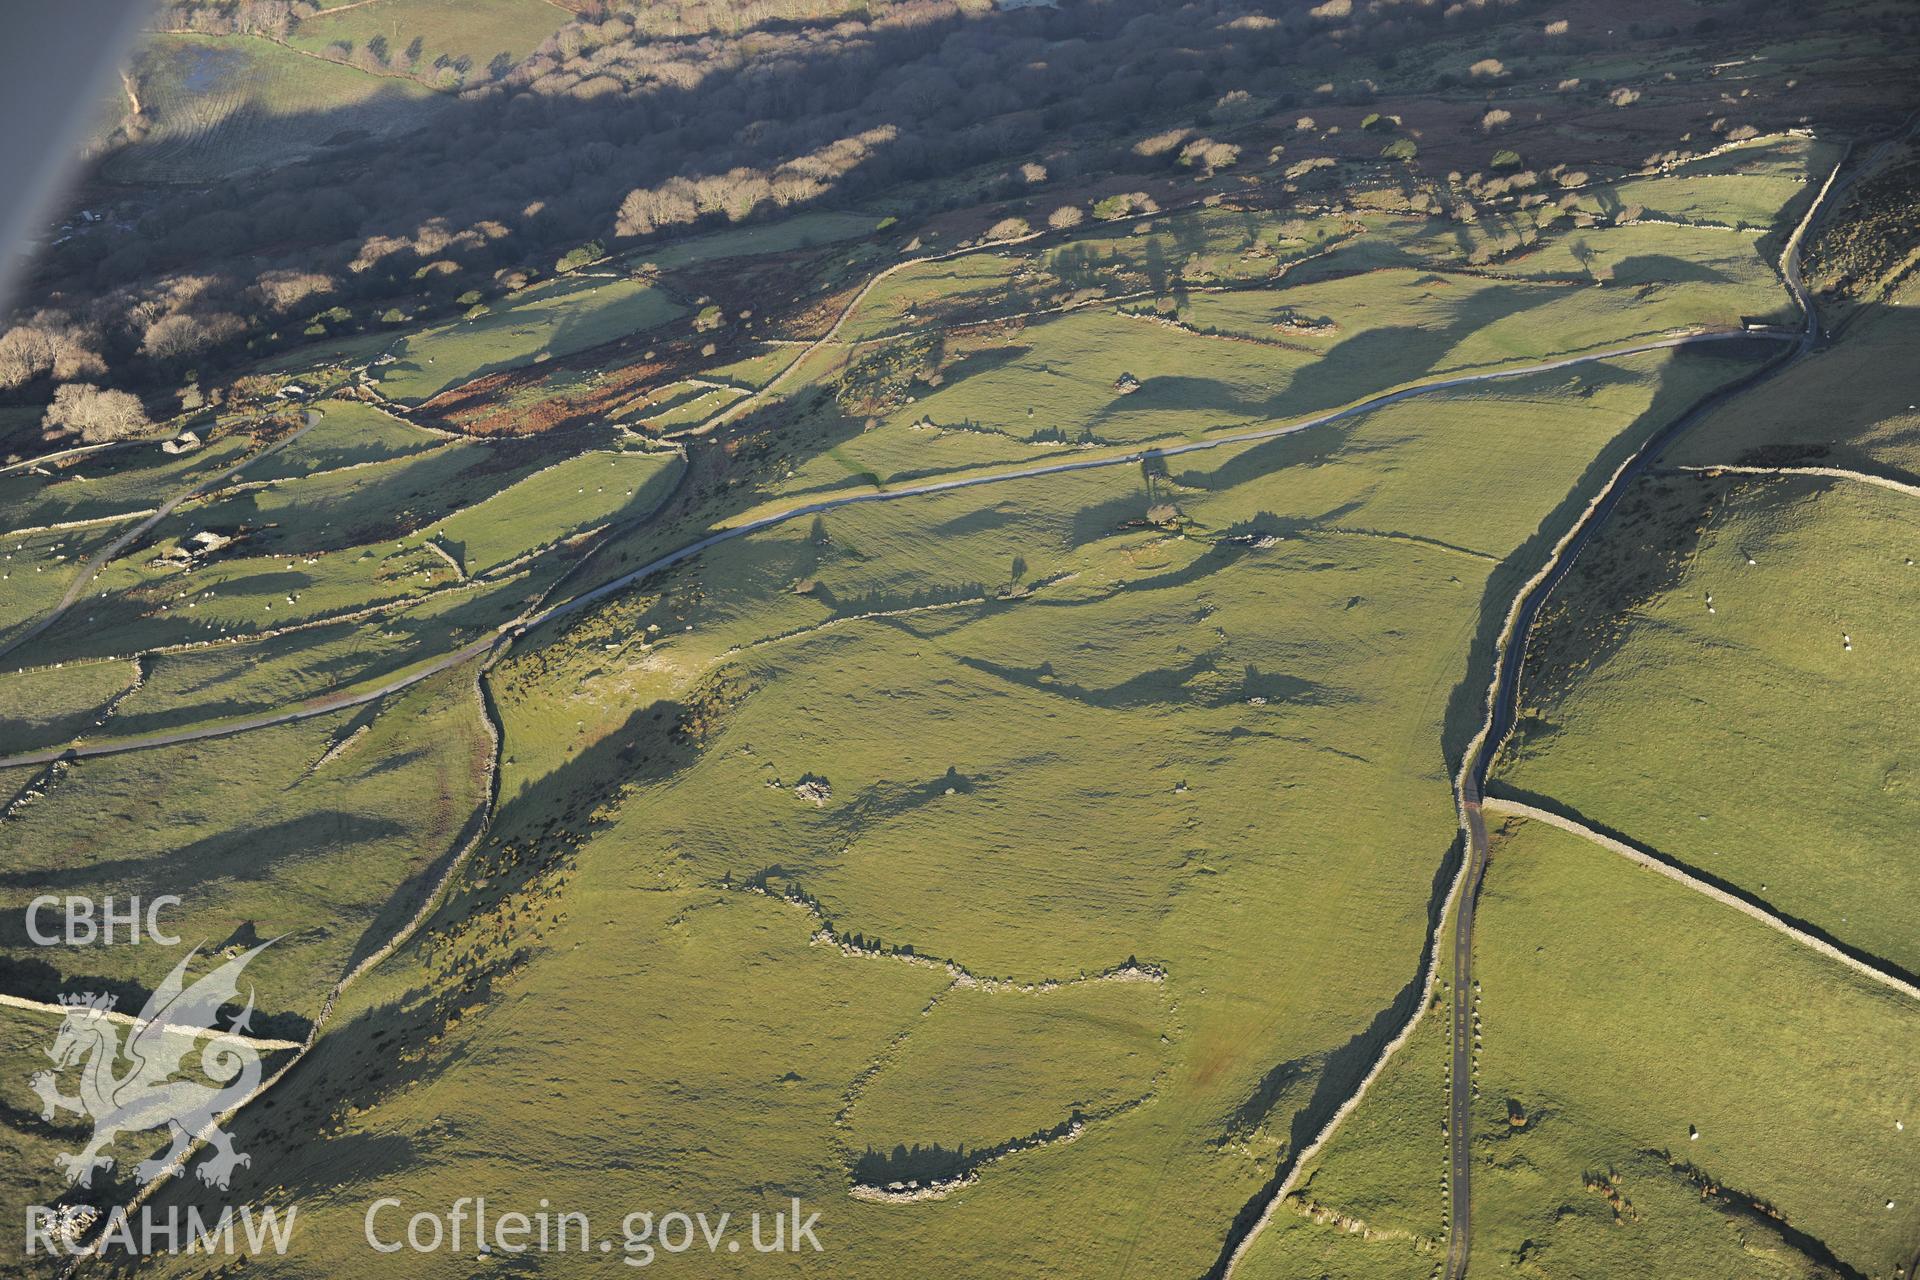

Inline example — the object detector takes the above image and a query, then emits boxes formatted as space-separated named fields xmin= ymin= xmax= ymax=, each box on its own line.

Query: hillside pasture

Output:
xmin=1246 ymin=813 xmax=1920 ymax=1280
xmin=1579 ymin=134 xmax=1834 ymax=231
xmin=0 ymin=526 xmax=131 ymax=657
xmin=236 ymin=400 xmax=448 ymax=481
xmin=849 ymin=977 xmax=1168 ymax=1142
xmin=426 ymin=447 xmax=684 ymax=576
xmin=370 ymin=274 xmax=685 ymax=405
xmin=12 ymin=536 xmax=464 ymax=668
xmin=318 ymin=342 xmax=1774 ymax=1280
xmin=0 ymin=435 xmax=256 ymax=535
xmin=0 ymin=659 xmax=137 ymax=754
xmin=109 ymin=34 xmax=444 ymax=181
xmin=1670 ymin=281 xmax=1920 ymax=479
xmin=0 ymin=670 xmax=490 ymax=1031
xmin=93 ymin=577 xmax=539 ymax=737
xmin=1495 ymin=471 xmax=1920 ymax=976
xmin=1463 ymin=817 xmax=1920 ymax=1278
xmin=286 ymin=0 xmax=567 ymax=84
xmin=1234 ymin=988 xmax=1450 ymax=1280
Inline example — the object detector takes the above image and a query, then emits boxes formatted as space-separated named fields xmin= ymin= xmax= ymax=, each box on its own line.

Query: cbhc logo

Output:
xmin=25 ymin=896 xmax=182 ymax=946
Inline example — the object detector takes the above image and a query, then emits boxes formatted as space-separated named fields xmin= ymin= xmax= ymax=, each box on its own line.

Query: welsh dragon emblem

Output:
xmin=31 ymin=942 xmax=273 ymax=1191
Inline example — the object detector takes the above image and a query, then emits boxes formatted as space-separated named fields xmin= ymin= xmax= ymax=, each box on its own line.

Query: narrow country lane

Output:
xmin=1437 ymin=139 xmax=1853 ymax=1280
xmin=1444 ymin=797 xmax=1488 ymax=1280
xmin=0 ymin=330 xmax=1783 ymax=771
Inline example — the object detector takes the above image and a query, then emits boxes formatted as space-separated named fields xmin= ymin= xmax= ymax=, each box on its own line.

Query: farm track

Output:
xmin=0 ymin=992 xmax=302 ymax=1054
xmin=0 ymin=328 xmax=1788 ymax=773
xmin=1666 ymin=461 xmax=1920 ymax=498
xmin=0 ymin=441 xmax=466 ymax=559
xmin=688 ymin=227 xmax=1059 ymax=437
xmin=0 ymin=411 xmax=321 ymax=666
xmin=14 ymin=323 xmax=1805 ymax=1280
xmin=664 ymin=194 xmax=1342 ymax=437
xmin=0 ymin=579 xmax=479 ymax=684
xmin=0 ymin=440 xmax=138 ymax=476
xmin=1479 ymin=796 xmax=1920 ymax=1002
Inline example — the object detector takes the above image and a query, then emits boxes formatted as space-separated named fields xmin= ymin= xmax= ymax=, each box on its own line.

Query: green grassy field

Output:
xmin=835 ymin=206 xmax=1353 ymax=348
xmin=286 ymin=0 xmax=566 ymax=84
xmin=0 ymin=1006 xmax=94 ymax=1275
xmin=109 ymin=35 xmax=444 ymax=181
xmin=369 ymin=275 xmax=686 ymax=405
xmin=843 ymin=978 xmax=1169 ymax=1166
xmin=1245 ymin=815 xmax=1920 ymax=1279
xmin=618 ymin=381 xmax=750 ymax=431
xmin=4 ymin=90 xmax=1868 ymax=1278
xmin=1580 ymin=134 xmax=1834 ymax=230
xmin=1671 ymin=278 xmax=1920 ymax=479
xmin=236 ymin=401 xmax=448 ymax=481
xmin=1 ymin=418 xmax=674 ymax=726
xmin=426 ymin=447 xmax=683 ymax=575
xmin=0 ymin=526 xmax=131 ymax=654
xmin=0 ymin=435 xmax=255 ymax=534
xmin=698 ymin=345 xmax=799 ymax=389
xmin=759 ymin=204 xmax=1794 ymax=504
xmin=104 ymin=327 xmax=1777 ymax=1278
xmin=1234 ymin=983 xmax=1450 ymax=1280
xmin=91 ymin=579 xmax=536 ymax=737
xmin=12 ymin=533 xmax=465 ymax=668
xmin=3 ymin=431 xmax=573 ymax=664
xmin=1494 ymin=470 xmax=1920 ymax=976
xmin=0 ymin=1000 xmax=304 ymax=1277
xmin=1467 ymin=817 xmax=1919 ymax=1277
xmin=0 ymin=659 xmax=136 ymax=750
xmin=0 ymin=668 xmax=490 ymax=1032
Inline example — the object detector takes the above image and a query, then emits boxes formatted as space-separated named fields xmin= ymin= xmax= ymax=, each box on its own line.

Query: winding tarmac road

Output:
xmin=1438 ymin=147 xmax=1845 ymax=1280
xmin=0 ymin=329 xmax=1786 ymax=772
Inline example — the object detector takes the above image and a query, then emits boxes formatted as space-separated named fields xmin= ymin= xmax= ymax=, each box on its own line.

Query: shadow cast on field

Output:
xmin=1204 ymin=830 xmax=1463 ymax=1280
xmin=112 ymin=694 xmax=717 ymax=1220
xmin=0 ymin=811 xmax=410 ymax=894
xmin=0 ymin=948 xmax=314 ymax=1043
xmin=1609 ymin=253 xmax=1738 ymax=285
xmin=1094 ymin=280 xmax=1581 ymax=440
xmin=957 ymin=651 xmax=1329 ymax=711
xmin=1438 ymin=338 xmax=1782 ymax=779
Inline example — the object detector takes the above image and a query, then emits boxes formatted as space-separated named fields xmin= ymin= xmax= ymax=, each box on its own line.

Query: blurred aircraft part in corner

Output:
xmin=0 ymin=2 xmax=153 ymax=311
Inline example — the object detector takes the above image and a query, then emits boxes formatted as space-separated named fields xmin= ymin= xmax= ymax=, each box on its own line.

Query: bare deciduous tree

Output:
xmin=42 ymin=383 xmax=152 ymax=442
